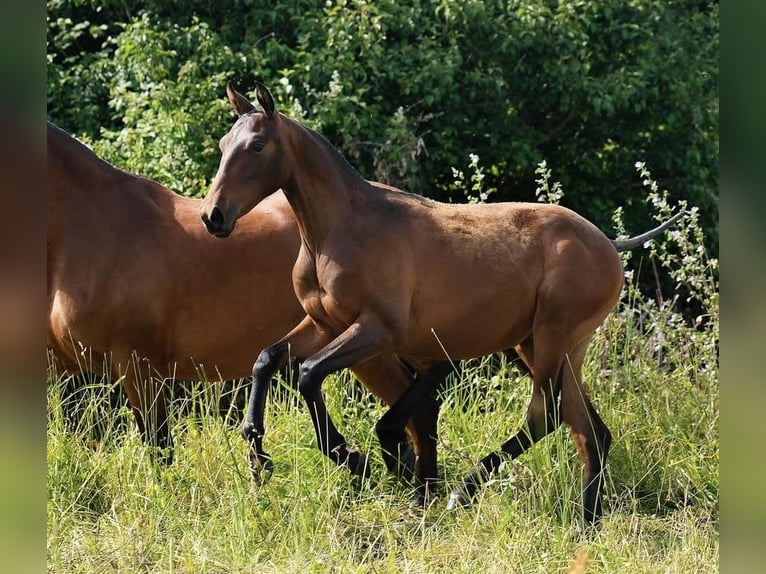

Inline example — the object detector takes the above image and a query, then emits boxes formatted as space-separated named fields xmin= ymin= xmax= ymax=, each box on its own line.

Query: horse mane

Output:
xmin=47 ymin=122 xmax=121 ymax=176
xmin=46 ymin=122 xmax=178 ymax=215
xmin=289 ymin=116 xmax=369 ymax=187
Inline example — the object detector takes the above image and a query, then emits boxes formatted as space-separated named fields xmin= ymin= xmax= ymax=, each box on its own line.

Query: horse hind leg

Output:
xmin=373 ymin=360 xmax=453 ymax=506
xmin=560 ymin=336 xmax=611 ymax=524
xmin=447 ymin=331 xmax=566 ymax=510
xmin=350 ymin=355 xmax=445 ymax=487
xmin=119 ymin=352 xmax=173 ymax=465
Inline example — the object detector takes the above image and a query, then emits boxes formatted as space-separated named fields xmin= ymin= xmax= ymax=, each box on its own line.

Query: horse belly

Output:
xmin=49 ymin=283 xmax=168 ymax=375
xmin=49 ymin=289 xmax=107 ymax=371
xmin=404 ymin=300 xmax=533 ymax=361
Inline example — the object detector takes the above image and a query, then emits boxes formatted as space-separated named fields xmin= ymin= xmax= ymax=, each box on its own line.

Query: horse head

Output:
xmin=201 ymin=82 xmax=288 ymax=237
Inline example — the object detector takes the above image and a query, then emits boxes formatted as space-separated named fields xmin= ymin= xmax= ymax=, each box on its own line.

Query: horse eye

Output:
xmin=250 ymin=140 xmax=265 ymax=152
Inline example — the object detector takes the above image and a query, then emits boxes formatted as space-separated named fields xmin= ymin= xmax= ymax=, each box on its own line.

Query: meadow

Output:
xmin=46 ymin=181 xmax=718 ymax=573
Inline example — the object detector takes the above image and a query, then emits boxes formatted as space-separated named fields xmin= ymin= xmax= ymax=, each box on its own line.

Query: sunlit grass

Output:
xmin=47 ymin=324 xmax=718 ymax=573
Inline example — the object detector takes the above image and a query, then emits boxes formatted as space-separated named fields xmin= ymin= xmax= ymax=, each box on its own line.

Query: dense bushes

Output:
xmin=47 ymin=0 xmax=718 ymax=254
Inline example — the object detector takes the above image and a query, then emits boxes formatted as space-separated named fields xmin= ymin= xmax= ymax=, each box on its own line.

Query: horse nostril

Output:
xmin=202 ymin=204 xmax=233 ymax=237
xmin=209 ymin=205 xmax=225 ymax=229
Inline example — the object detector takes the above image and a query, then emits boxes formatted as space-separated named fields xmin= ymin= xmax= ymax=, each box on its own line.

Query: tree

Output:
xmin=47 ymin=0 xmax=718 ymax=253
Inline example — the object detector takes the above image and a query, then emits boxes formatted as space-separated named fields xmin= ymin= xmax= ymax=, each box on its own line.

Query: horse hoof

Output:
xmin=409 ymin=479 xmax=440 ymax=508
xmin=411 ymin=492 xmax=431 ymax=509
xmin=446 ymin=490 xmax=471 ymax=511
xmin=249 ymin=456 xmax=274 ymax=486
xmin=347 ymin=450 xmax=371 ymax=479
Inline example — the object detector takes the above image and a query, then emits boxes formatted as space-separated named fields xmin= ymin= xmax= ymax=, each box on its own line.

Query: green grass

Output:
xmin=47 ymin=311 xmax=718 ymax=573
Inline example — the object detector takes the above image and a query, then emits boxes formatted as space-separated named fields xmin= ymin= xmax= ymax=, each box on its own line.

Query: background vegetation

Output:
xmin=47 ymin=0 xmax=718 ymax=253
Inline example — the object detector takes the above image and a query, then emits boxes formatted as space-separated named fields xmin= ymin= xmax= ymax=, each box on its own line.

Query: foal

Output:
xmin=200 ymin=83 xmax=684 ymax=522
xmin=47 ymin=122 xmax=438 ymax=474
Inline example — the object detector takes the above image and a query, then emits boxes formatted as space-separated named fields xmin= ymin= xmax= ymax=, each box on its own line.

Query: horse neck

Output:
xmin=47 ymin=127 xmax=118 ymax=203
xmin=48 ymin=130 xmax=105 ymax=232
xmin=47 ymin=127 xmax=175 ymax=239
xmin=281 ymin=119 xmax=371 ymax=247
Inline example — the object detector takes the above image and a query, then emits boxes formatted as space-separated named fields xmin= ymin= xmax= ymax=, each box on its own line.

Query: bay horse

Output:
xmin=200 ymin=82 xmax=685 ymax=523
xmin=47 ymin=122 xmax=440 ymax=476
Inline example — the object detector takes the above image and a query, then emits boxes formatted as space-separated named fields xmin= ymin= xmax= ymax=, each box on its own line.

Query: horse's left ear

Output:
xmin=254 ymin=81 xmax=276 ymax=119
xmin=226 ymin=81 xmax=256 ymax=116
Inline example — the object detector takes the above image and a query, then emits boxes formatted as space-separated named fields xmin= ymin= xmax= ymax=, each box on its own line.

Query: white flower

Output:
xmin=279 ymin=76 xmax=293 ymax=94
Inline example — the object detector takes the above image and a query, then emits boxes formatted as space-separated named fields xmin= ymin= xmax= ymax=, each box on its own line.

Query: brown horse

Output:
xmin=200 ymin=83 xmax=684 ymax=523
xmin=47 ymin=122 xmax=440 ymax=475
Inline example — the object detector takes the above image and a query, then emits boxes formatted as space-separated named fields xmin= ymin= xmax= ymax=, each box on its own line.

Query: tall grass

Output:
xmin=47 ymin=165 xmax=718 ymax=572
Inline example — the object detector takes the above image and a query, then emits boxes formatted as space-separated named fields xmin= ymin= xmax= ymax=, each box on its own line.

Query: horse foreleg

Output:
xmin=295 ymin=317 xmax=393 ymax=479
xmin=120 ymin=353 xmax=173 ymax=465
xmin=244 ymin=315 xmax=333 ymax=484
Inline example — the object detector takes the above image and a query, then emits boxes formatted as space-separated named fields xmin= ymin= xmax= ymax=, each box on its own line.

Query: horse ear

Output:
xmin=254 ymin=81 xmax=276 ymax=119
xmin=226 ymin=81 xmax=256 ymax=116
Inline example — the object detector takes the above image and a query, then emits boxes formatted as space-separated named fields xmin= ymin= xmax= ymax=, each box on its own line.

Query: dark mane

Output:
xmin=47 ymin=121 xmax=166 ymax=192
xmin=47 ymin=121 xmax=116 ymax=173
xmin=297 ymin=119 xmax=368 ymax=185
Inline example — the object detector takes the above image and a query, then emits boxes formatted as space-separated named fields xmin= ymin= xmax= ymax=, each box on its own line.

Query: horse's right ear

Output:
xmin=226 ymin=81 xmax=256 ymax=116
xmin=254 ymin=81 xmax=276 ymax=119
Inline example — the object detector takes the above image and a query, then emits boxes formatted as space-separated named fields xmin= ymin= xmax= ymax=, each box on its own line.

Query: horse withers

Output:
xmin=200 ymin=82 xmax=684 ymax=523
xmin=47 ymin=122 xmax=438 ymax=478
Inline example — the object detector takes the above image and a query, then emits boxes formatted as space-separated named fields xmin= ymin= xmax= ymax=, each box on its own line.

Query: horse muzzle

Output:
xmin=201 ymin=205 xmax=234 ymax=238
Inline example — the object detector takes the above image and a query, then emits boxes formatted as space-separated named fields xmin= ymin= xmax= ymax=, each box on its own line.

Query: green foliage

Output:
xmin=449 ymin=153 xmax=498 ymax=204
xmin=534 ymin=160 xmax=564 ymax=205
xmin=47 ymin=0 xmax=718 ymax=247
xmin=88 ymin=14 xmax=247 ymax=195
xmin=47 ymin=0 xmax=115 ymax=135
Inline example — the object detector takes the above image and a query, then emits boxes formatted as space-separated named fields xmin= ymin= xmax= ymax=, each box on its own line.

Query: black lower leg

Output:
xmin=449 ymin=380 xmax=562 ymax=509
xmin=376 ymin=361 xmax=451 ymax=504
xmin=398 ymin=384 xmax=443 ymax=487
xmin=298 ymin=361 xmax=369 ymax=478
xmin=244 ymin=343 xmax=290 ymax=481
xmin=154 ymin=413 xmax=173 ymax=466
xmin=133 ymin=386 xmax=174 ymax=467
xmin=582 ymin=415 xmax=612 ymax=524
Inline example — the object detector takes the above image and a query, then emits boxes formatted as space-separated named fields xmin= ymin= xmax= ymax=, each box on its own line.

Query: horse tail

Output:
xmin=610 ymin=210 xmax=687 ymax=252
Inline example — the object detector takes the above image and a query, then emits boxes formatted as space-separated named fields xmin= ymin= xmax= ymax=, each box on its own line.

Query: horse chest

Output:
xmin=294 ymin=262 xmax=358 ymax=332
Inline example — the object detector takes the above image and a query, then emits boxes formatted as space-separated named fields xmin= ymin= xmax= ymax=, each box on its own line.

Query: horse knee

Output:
xmin=296 ymin=360 xmax=325 ymax=398
xmin=252 ymin=344 xmax=288 ymax=378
